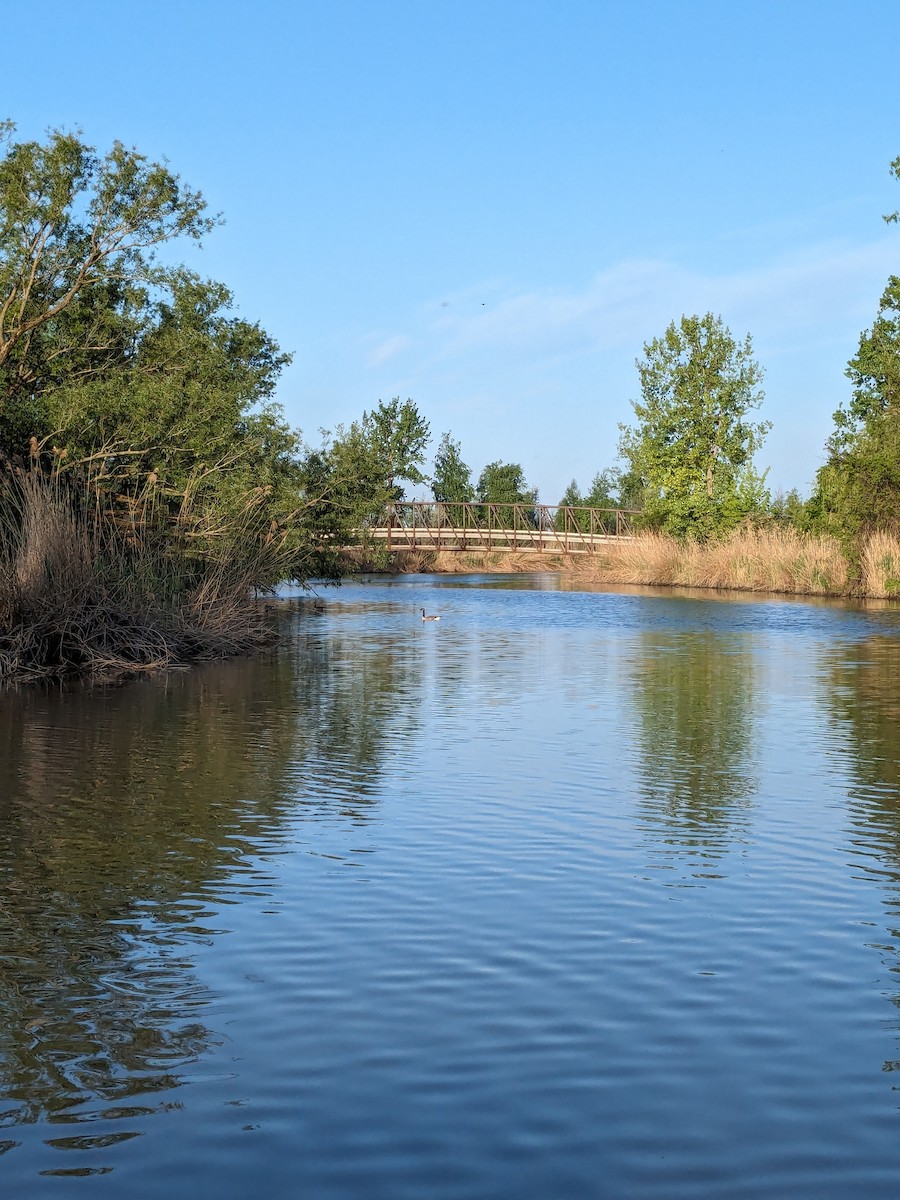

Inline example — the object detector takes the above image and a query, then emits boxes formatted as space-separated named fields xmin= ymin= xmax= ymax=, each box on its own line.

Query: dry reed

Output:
xmin=860 ymin=531 xmax=900 ymax=598
xmin=583 ymin=528 xmax=851 ymax=595
xmin=0 ymin=467 xmax=279 ymax=686
xmin=378 ymin=528 xmax=868 ymax=597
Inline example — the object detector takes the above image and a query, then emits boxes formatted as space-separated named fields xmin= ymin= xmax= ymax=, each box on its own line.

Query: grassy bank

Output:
xmin=1 ymin=468 xmax=279 ymax=686
xmin=350 ymin=528 xmax=900 ymax=600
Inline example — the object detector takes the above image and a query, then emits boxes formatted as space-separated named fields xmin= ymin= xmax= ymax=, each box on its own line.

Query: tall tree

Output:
xmin=432 ymin=431 xmax=473 ymax=524
xmin=0 ymin=121 xmax=216 ymax=440
xmin=322 ymin=397 xmax=430 ymax=530
xmin=810 ymin=156 xmax=900 ymax=543
xmin=584 ymin=468 xmax=621 ymax=509
xmin=811 ymin=277 xmax=900 ymax=540
xmin=368 ymin=397 xmax=430 ymax=500
xmin=0 ymin=124 xmax=332 ymax=601
xmin=476 ymin=460 xmax=537 ymax=527
xmin=556 ymin=470 xmax=623 ymax=533
xmin=618 ymin=313 xmax=769 ymax=538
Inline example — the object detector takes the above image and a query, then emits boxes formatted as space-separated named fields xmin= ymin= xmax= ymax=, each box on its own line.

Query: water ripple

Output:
xmin=3 ymin=583 xmax=900 ymax=1196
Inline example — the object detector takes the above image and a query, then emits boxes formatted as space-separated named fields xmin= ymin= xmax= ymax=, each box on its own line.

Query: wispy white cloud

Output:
xmin=418 ymin=236 xmax=894 ymax=364
xmin=366 ymin=333 xmax=413 ymax=367
xmin=353 ymin=235 xmax=896 ymax=499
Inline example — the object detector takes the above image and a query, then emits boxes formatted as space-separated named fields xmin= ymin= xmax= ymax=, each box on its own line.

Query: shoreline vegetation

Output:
xmin=0 ymin=463 xmax=281 ymax=686
xmin=343 ymin=527 xmax=900 ymax=601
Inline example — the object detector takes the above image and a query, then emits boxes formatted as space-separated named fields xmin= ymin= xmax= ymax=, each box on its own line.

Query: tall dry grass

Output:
xmin=382 ymin=528 xmax=875 ymax=596
xmin=585 ymin=527 xmax=851 ymax=595
xmin=339 ymin=525 xmax=900 ymax=601
xmin=860 ymin=531 xmax=900 ymax=598
xmin=0 ymin=466 xmax=280 ymax=686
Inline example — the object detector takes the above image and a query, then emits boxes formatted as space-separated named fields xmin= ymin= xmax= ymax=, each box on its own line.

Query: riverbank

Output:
xmin=344 ymin=527 xmax=900 ymax=600
xmin=0 ymin=469 xmax=279 ymax=686
xmin=6 ymin=517 xmax=898 ymax=688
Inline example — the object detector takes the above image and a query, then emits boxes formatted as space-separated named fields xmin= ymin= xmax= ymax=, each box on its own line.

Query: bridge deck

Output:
xmin=369 ymin=526 xmax=632 ymax=552
xmin=360 ymin=502 xmax=640 ymax=554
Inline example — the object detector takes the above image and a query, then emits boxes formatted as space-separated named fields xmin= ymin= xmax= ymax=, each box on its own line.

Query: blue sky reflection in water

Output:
xmin=4 ymin=580 xmax=900 ymax=1196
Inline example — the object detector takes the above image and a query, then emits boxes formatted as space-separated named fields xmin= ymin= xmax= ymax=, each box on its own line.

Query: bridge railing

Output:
xmin=369 ymin=502 xmax=640 ymax=551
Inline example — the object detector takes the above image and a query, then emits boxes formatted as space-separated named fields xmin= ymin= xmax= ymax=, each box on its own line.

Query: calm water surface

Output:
xmin=3 ymin=576 xmax=900 ymax=1197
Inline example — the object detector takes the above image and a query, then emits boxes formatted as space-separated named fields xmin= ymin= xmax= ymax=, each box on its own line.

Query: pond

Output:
xmin=3 ymin=575 xmax=900 ymax=1197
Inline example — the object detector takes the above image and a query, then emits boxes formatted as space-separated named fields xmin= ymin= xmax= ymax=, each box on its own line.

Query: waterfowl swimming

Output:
xmin=421 ymin=608 xmax=441 ymax=621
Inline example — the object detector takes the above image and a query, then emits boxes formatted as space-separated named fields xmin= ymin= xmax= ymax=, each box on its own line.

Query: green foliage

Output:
xmin=618 ymin=312 xmax=770 ymax=539
xmin=476 ymin=460 xmax=536 ymax=505
xmin=558 ymin=469 xmax=620 ymax=510
xmin=555 ymin=470 xmax=624 ymax=533
xmin=476 ymin=460 xmax=537 ymax=527
xmin=584 ymin=468 xmax=621 ymax=509
xmin=885 ymin=156 xmax=900 ymax=225
xmin=808 ymin=156 xmax=900 ymax=550
xmin=323 ymin=396 xmax=431 ymax=527
xmin=299 ymin=398 xmax=432 ymax=577
xmin=367 ymin=396 xmax=431 ymax=498
xmin=842 ymin=275 xmax=900 ymax=434
xmin=558 ymin=478 xmax=584 ymax=509
xmin=614 ymin=467 xmax=646 ymax=513
xmin=767 ymin=488 xmax=809 ymax=527
xmin=811 ymin=275 xmax=900 ymax=544
xmin=0 ymin=122 xmax=340 ymax=627
xmin=432 ymin=431 xmax=474 ymax=504
xmin=432 ymin=431 xmax=474 ymax=525
xmin=0 ymin=122 xmax=216 ymax=424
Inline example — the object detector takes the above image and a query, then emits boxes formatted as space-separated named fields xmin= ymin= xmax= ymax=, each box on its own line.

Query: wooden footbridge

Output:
xmin=365 ymin=501 xmax=639 ymax=554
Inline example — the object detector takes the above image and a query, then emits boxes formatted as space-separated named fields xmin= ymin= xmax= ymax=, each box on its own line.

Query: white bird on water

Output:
xmin=421 ymin=608 xmax=440 ymax=621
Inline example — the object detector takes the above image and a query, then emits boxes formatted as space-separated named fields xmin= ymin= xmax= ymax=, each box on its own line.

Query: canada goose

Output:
xmin=421 ymin=608 xmax=440 ymax=621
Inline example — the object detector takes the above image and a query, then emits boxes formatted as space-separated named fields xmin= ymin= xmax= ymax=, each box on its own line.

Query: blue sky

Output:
xmin=6 ymin=0 xmax=900 ymax=502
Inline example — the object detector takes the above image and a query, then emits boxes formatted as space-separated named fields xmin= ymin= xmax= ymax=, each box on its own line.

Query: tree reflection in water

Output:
xmin=292 ymin=629 xmax=421 ymax=817
xmin=823 ymin=633 xmax=900 ymax=926
xmin=0 ymin=631 xmax=419 ymax=1135
xmin=626 ymin=631 xmax=758 ymax=873
xmin=824 ymin=635 xmax=900 ymax=817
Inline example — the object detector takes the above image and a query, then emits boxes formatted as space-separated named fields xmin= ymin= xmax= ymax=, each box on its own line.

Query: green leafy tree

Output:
xmin=45 ymin=272 xmax=289 ymax=466
xmin=0 ymin=124 xmax=311 ymax=580
xmin=618 ymin=312 xmax=770 ymax=539
xmin=0 ymin=122 xmax=350 ymax=680
xmin=368 ymin=397 xmax=430 ymax=501
xmin=556 ymin=478 xmax=586 ymax=534
xmin=558 ymin=478 xmax=584 ymax=508
xmin=322 ymin=397 xmax=430 ymax=534
xmin=616 ymin=469 xmax=646 ymax=513
xmin=767 ymin=488 xmax=809 ymax=528
xmin=810 ymin=159 xmax=900 ymax=544
xmin=556 ymin=470 xmax=623 ymax=533
xmin=476 ymin=459 xmax=537 ymax=528
xmin=15 ymin=266 xmax=302 ymax=590
xmin=0 ymin=121 xmax=216 ymax=447
xmin=584 ymin=468 xmax=621 ymax=509
xmin=431 ymin=431 xmax=474 ymax=524
xmin=810 ymin=277 xmax=900 ymax=540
